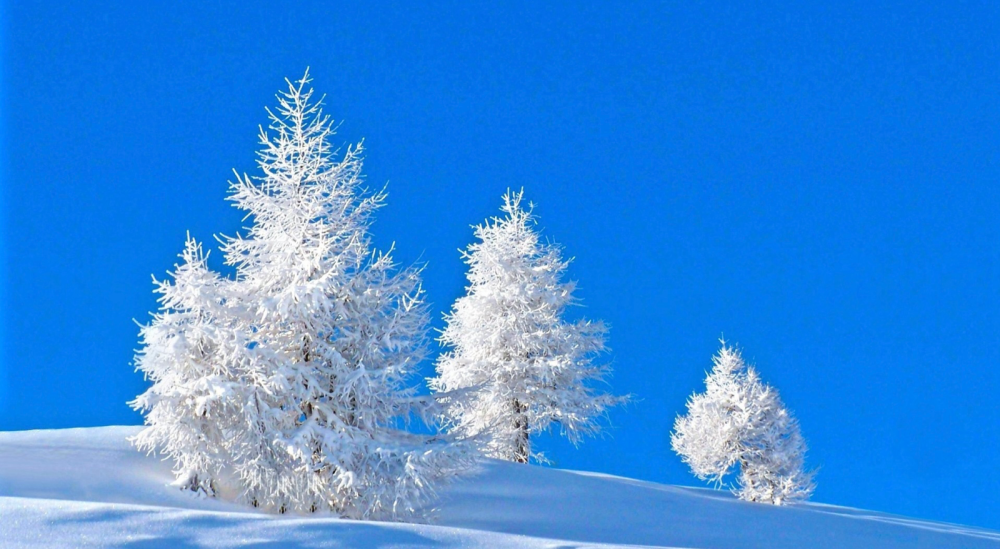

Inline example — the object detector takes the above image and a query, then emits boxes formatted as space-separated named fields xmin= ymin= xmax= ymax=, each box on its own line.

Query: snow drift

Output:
xmin=1 ymin=426 xmax=997 ymax=548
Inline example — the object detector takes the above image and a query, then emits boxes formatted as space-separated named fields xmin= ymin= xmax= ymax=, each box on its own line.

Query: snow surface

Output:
xmin=1 ymin=427 xmax=997 ymax=548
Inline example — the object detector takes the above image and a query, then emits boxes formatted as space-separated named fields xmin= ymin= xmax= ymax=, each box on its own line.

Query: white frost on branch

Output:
xmin=430 ymin=191 xmax=627 ymax=463
xmin=132 ymin=71 xmax=472 ymax=520
xmin=671 ymin=342 xmax=814 ymax=505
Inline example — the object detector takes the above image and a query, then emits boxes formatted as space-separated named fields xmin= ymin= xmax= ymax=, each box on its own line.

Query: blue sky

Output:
xmin=2 ymin=1 xmax=998 ymax=530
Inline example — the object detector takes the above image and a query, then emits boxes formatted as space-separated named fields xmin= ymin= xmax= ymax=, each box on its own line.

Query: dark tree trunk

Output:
xmin=513 ymin=399 xmax=529 ymax=463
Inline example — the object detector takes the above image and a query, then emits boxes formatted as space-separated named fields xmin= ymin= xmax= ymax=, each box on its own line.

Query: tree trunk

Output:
xmin=513 ymin=399 xmax=529 ymax=463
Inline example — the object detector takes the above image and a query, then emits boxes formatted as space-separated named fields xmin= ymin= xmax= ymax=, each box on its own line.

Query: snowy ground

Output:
xmin=1 ymin=427 xmax=997 ymax=548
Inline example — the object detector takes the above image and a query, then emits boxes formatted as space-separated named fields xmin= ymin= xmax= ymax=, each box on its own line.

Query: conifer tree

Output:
xmin=431 ymin=191 xmax=626 ymax=463
xmin=131 ymin=236 xmax=241 ymax=497
xmin=133 ymin=71 xmax=470 ymax=520
xmin=671 ymin=342 xmax=814 ymax=505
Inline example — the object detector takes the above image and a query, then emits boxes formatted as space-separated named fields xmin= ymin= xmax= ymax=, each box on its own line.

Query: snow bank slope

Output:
xmin=1 ymin=427 xmax=997 ymax=548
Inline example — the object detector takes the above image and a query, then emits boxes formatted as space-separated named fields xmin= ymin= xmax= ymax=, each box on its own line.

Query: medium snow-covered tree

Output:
xmin=430 ymin=191 xmax=626 ymax=463
xmin=671 ymin=342 xmax=814 ymax=505
xmin=132 ymin=71 xmax=471 ymax=520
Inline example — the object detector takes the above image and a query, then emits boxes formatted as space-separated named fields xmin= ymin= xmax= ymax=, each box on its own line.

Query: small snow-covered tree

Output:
xmin=131 ymin=236 xmax=242 ymax=496
xmin=671 ymin=342 xmax=814 ymax=505
xmin=132 ymin=71 xmax=470 ymax=520
xmin=430 ymin=191 xmax=626 ymax=463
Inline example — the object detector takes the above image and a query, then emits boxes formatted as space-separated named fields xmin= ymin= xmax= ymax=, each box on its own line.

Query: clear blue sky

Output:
xmin=2 ymin=1 xmax=998 ymax=530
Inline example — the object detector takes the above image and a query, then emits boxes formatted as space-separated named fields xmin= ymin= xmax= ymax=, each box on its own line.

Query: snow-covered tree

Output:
xmin=132 ymin=71 xmax=471 ymax=520
xmin=430 ymin=191 xmax=627 ymax=463
xmin=130 ymin=236 xmax=244 ymax=497
xmin=671 ymin=342 xmax=814 ymax=505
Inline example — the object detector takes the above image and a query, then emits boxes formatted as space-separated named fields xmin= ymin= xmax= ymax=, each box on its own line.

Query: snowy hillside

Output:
xmin=1 ymin=427 xmax=997 ymax=548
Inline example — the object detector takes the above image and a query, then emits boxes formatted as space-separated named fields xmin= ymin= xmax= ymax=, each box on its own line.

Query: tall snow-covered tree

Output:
xmin=430 ymin=190 xmax=626 ymax=463
xmin=132 ymin=71 xmax=470 ymax=520
xmin=671 ymin=342 xmax=814 ymax=505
